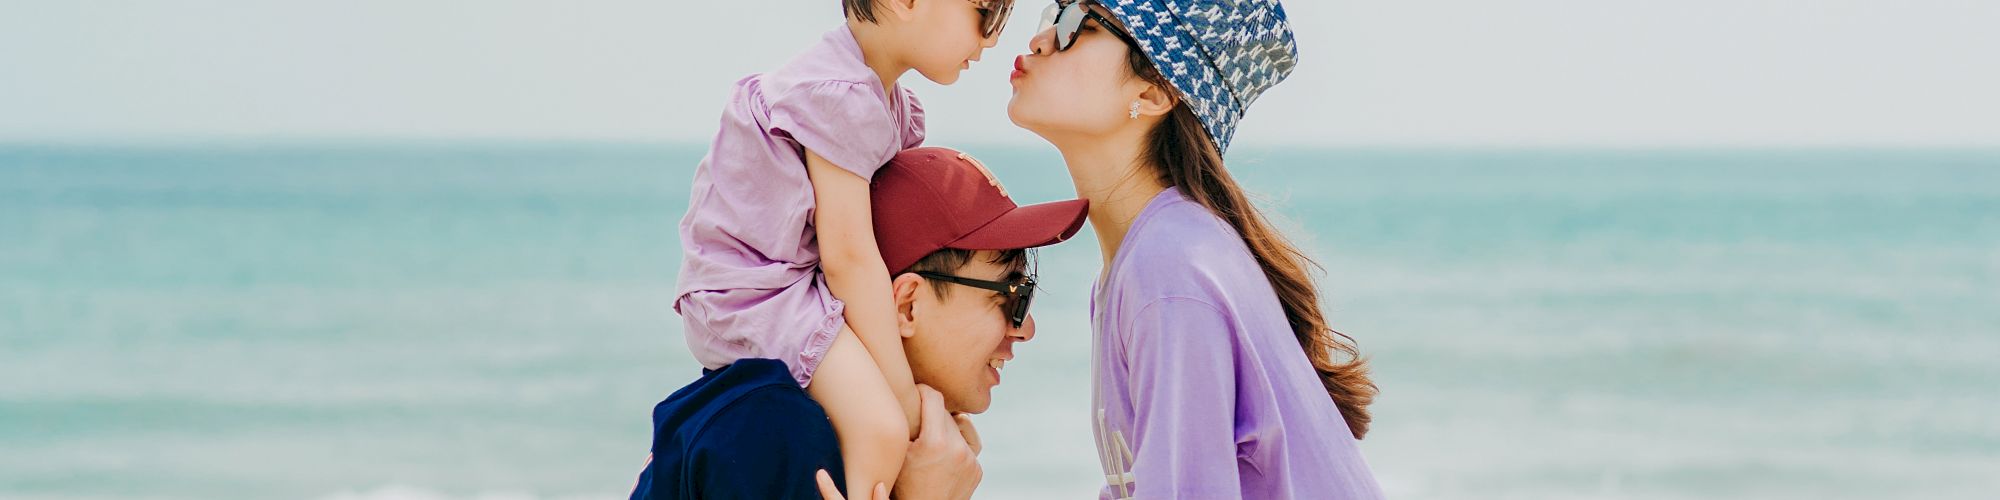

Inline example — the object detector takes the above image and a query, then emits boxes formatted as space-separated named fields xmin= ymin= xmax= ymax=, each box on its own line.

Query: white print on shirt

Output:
xmin=1095 ymin=409 xmax=1136 ymax=500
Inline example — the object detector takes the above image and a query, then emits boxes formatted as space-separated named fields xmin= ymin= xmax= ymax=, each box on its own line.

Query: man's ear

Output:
xmin=892 ymin=273 xmax=925 ymax=339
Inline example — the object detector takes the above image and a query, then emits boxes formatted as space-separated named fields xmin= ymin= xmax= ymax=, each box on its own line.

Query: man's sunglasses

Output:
xmin=1041 ymin=0 xmax=1136 ymax=51
xmin=970 ymin=0 xmax=1016 ymax=39
xmin=914 ymin=271 xmax=1037 ymax=328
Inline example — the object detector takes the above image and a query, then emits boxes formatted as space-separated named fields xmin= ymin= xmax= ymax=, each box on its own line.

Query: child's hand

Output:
xmin=815 ymin=469 xmax=888 ymax=500
xmin=953 ymin=412 xmax=982 ymax=457
xmin=893 ymin=385 xmax=983 ymax=500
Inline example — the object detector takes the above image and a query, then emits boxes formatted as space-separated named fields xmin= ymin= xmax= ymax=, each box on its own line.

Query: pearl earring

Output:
xmin=1129 ymin=101 xmax=1141 ymax=119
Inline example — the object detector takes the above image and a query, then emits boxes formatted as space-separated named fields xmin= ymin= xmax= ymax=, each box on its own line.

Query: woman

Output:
xmin=1008 ymin=1 xmax=1383 ymax=498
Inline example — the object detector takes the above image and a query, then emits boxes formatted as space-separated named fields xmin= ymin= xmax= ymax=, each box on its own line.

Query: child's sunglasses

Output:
xmin=1040 ymin=0 xmax=1136 ymax=51
xmin=914 ymin=271 xmax=1038 ymax=328
xmin=970 ymin=0 xmax=1016 ymax=39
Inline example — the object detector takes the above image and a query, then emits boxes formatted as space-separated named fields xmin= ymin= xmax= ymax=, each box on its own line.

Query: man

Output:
xmin=629 ymin=147 xmax=1090 ymax=500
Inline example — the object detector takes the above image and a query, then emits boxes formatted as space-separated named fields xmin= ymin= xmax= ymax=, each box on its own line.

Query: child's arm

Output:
xmin=804 ymin=148 xmax=924 ymax=496
xmin=804 ymin=149 xmax=922 ymax=429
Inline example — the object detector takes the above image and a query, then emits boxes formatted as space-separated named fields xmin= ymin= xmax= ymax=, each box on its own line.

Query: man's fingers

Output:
xmin=915 ymin=384 xmax=952 ymax=443
xmin=953 ymin=413 xmax=982 ymax=456
xmin=871 ymin=482 xmax=890 ymax=500
xmin=815 ymin=469 xmax=844 ymax=500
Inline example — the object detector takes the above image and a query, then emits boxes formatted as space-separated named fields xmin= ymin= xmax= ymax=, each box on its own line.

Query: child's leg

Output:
xmin=808 ymin=325 xmax=908 ymax=495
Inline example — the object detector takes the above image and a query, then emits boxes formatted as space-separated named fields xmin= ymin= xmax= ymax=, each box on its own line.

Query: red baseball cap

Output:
xmin=871 ymin=147 xmax=1090 ymax=274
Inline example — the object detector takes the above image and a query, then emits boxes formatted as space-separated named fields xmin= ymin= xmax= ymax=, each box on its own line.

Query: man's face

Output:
xmin=895 ymin=251 xmax=1037 ymax=414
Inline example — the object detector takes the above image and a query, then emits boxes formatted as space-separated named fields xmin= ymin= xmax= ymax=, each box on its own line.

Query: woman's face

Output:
xmin=1006 ymin=3 xmax=1144 ymax=141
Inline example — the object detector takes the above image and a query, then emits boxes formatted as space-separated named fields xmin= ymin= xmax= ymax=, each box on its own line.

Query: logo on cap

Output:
xmin=956 ymin=152 xmax=1009 ymax=198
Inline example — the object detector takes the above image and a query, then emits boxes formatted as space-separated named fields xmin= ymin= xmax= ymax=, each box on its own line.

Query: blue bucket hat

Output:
xmin=1099 ymin=0 xmax=1299 ymax=153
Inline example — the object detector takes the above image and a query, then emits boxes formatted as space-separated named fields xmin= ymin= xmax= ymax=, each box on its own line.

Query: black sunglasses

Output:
xmin=970 ymin=0 xmax=1016 ymax=39
xmin=914 ymin=271 xmax=1037 ymax=328
xmin=1041 ymin=0 xmax=1136 ymax=51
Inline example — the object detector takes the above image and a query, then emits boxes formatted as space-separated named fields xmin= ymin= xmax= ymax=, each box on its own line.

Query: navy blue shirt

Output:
xmin=629 ymin=358 xmax=845 ymax=500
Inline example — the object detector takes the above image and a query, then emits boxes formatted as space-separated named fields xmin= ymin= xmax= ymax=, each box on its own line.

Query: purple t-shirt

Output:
xmin=1091 ymin=188 xmax=1383 ymax=499
xmin=674 ymin=25 xmax=925 ymax=386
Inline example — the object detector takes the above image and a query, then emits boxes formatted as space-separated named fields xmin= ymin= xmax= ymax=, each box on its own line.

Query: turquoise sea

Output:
xmin=2 ymin=144 xmax=1996 ymax=499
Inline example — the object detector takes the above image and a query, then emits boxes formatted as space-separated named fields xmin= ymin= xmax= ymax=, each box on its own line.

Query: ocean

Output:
xmin=2 ymin=144 xmax=1995 ymax=499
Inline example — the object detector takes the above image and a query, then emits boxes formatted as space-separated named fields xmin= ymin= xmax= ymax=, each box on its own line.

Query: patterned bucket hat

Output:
xmin=1099 ymin=0 xmax=1299 ymax=153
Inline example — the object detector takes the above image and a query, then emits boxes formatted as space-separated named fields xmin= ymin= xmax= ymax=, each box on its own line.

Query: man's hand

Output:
xmin=894 ymin=385 xmax=982 ymax=500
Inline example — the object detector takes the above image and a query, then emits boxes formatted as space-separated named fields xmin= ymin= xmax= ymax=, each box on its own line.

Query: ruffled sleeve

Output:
xmin=767 ymin=80 xmax=900 ymax=180
xmin=900 ymin=87 xmax=926 ymax=150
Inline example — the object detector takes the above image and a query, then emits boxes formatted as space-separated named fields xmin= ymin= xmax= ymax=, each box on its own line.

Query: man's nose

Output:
xmin=1011 ymin=314 xmax=1037 ymax=342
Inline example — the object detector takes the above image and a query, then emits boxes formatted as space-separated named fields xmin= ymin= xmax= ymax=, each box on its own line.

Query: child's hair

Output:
xmin=844 ymin=0 xmax=883 ymax=23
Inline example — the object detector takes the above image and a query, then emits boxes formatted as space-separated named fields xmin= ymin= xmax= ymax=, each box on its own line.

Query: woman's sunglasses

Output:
xmin=914 ymin=271 xmax=1038 ymax=328
xmin=970 ymin=0 xmax=1016 ymax=39
xmin=1041 ymin=0 xmax=1137 ymax=51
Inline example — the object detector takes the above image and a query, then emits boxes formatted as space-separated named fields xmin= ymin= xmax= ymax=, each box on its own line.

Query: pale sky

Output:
xmin=3 ymin=0 xmax=1996 ymax=147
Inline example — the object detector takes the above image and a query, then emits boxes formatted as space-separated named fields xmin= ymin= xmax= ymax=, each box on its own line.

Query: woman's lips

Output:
xmin=1010 ymin=55 xmax=1026 ymax=80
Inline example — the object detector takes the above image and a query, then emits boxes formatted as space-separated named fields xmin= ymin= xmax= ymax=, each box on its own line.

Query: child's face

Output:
xmin=903 ymin=0 xmax=1006 ymax=85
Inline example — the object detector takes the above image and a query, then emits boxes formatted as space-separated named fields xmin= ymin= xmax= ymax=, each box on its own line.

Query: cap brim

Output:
xmin=948 ymin=199 xmax=1089 ymax=251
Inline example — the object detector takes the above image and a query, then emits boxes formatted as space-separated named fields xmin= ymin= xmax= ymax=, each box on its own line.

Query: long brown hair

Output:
xmin=1125 ymin=50 xmax=1378 ymax=439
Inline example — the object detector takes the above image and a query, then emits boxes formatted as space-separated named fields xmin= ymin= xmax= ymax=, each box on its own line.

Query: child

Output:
xmin=673 ymin=0 xmax=1015 ymax=495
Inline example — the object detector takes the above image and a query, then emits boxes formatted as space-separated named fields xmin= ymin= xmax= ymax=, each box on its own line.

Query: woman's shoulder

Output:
xmin=1120 ymin=189 xmax=1254 ymax=269
xmin=1106 ymin=189 xmax=1261 ymax=304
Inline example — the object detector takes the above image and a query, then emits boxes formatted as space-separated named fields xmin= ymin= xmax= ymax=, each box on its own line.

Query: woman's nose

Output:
xmin=1027 ymin=25 xmax=1056 ymax=56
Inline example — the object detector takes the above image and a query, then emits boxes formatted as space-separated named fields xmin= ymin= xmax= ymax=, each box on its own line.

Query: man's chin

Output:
xmin=947 ymin=388 xmax=994 ymax=415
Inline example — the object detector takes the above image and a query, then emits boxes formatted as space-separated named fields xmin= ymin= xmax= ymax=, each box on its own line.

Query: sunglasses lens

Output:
xmin=987 ymin=2 xmax=1012 ymax=38
xmin=1041 ymin=4 xmax=1064 ymax=48
xmin=1058 ymin=4 xmax=1086 ymax=49
xmin=1011 ymin=282 xmax=1034 ymax=327
xmin=1009 ymin=300 xmax=1025 ymax=327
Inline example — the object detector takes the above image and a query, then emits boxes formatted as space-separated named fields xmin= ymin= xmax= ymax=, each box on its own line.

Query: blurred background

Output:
xmin=2 ymin=1 xmax=1996 ymax=499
